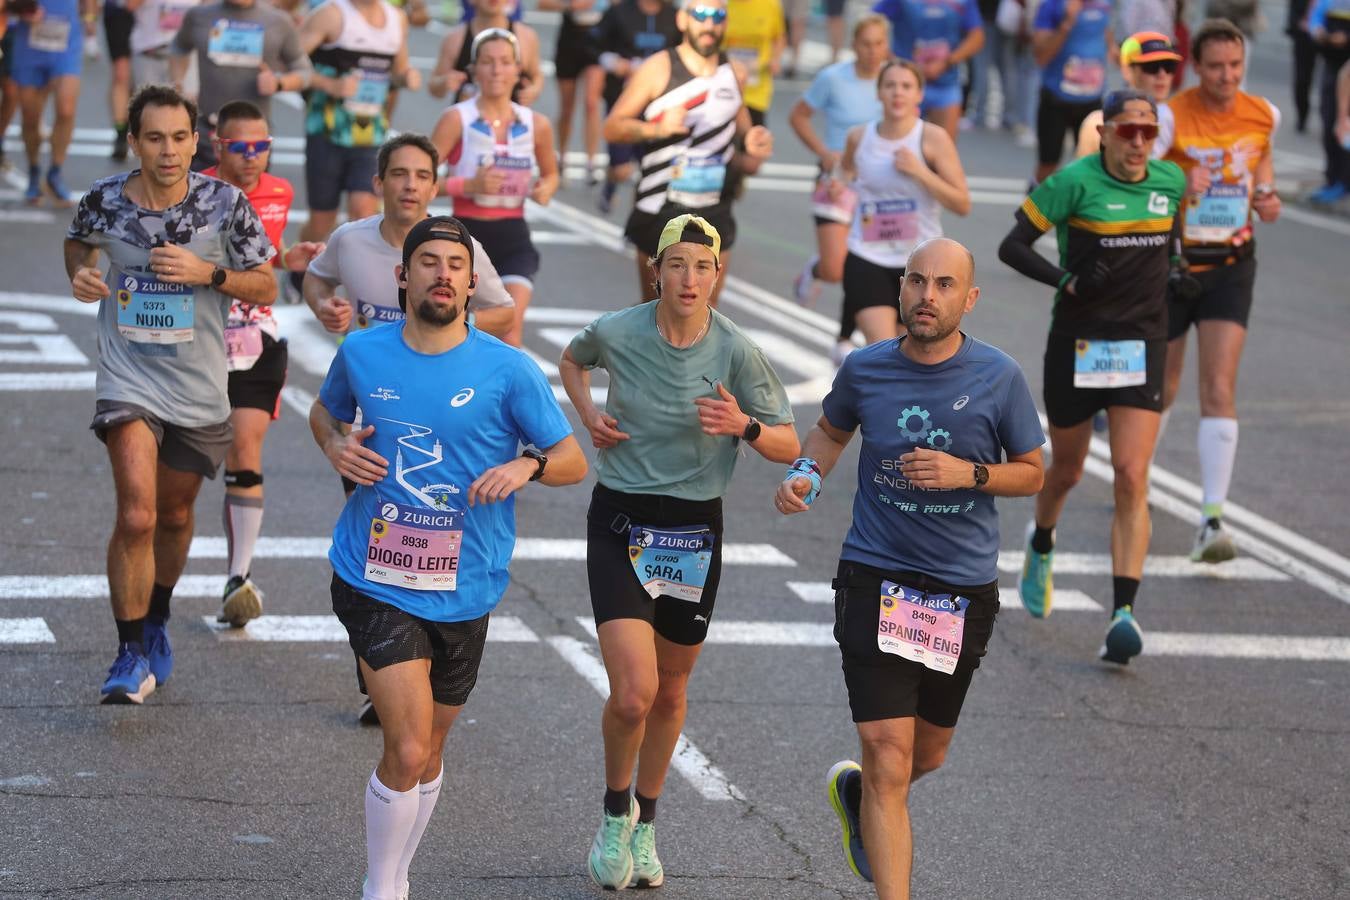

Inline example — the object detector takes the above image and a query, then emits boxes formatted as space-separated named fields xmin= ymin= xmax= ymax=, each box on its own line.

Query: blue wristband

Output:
xmin=784 ymin=458 xmax=822 ymax=506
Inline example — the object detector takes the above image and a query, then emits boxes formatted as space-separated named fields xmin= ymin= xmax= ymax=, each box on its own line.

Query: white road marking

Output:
xmin=0 ymin=618 xmax=56 ymax=643
xmin=996 ymin=552 xmax=1290 ymax=581
xmin=785 ymin=581 xmax=1104 ymax=611
xmin=0 ymin=209 xmax=57 ymax=224
xmin=548 ymin=635 xmax=744 ymax=801
xmin=0 ymin=372 xmax=94 ymax=391
xmin=0 ymin=310 xmax=59 ymax=330
xmin=0 ymin=333 xmax=89 ymax=365
xmin=1146 ymin=633 xmax=1350 ymax=662
xmin=786 ymin=581 xmax=833 ymax=603
xmin=280 ymin=384 xmax=316 ymax=419
xmin=0 ymin=292 xmax=97 ymax=317
xmin=202 ymin=613 xmax=538 ymax=642
xmin=0 ymin=574 xmax=223 ymax=599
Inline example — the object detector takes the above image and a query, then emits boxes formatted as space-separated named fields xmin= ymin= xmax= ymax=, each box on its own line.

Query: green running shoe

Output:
xmin=1019 ymin=522 xmax=1054 ymax=618
xmin=588 ymin=798 xmax=637 ymax=890
xmin=826 ymin=760 xmax=871 ymax=882
xmin=1100 ymin=606 xmax=1144 ymax=665
xmin=628 ymin=821 xmax=664 ymax=888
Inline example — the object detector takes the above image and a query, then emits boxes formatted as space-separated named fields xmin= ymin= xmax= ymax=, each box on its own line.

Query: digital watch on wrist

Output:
xmin=521 ymin=448 xmax=547 ymax=481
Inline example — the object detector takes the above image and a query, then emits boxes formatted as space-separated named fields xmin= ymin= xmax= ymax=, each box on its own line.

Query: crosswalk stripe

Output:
xmin=784 ymin=581 xmax=1103 ymax=611
xmin=0 ymin=618 xmax=55 ymax=643
xmin=997 ymin=552 xmax=1289 ymax=581
xmin=202 ymin=614 xmax=538 ymax=642
xmin=0 ymin=372 xmax=95 ymax=391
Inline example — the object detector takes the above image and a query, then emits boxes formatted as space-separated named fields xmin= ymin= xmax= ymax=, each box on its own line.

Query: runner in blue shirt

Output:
xmin=311 ymin=216 xmax=586 ymax=900
xmin=1032 ymin=0 xmax=1115 ymax=183
xmin=871 ymin=0 xmax=986 ymax=139
xmin=774 ymin=237 xmax=1044 ymax=896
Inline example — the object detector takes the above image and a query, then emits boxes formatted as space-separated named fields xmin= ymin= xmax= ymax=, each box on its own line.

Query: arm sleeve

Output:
xmin=731 ymin=343 xmax=794 ymax=426
xmin=306 ymin=226 xmax=344 ymax=283
xmin=998 ymin=363 xmax=1046 ymax=457
xmin=317 ymin=342 xmax=357 ymax=423
xmin=819 ymin=356 xmax=861 ymax=433
xmin=508 ymin=355 xmax=575 ymax=449
xmin=468 ymin=237 xmax=513 ymax=309
xmin=226 ymin=189 xmax=277 ymax=269
xmin=998 ymin=213 xmax=1069 ymax=288
xmin=801 ymin=67 xmax=832 ymax=110
xmin=566 ymin=315 xmax=606 ymax=369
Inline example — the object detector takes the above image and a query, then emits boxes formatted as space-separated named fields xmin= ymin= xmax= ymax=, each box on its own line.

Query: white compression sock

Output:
xmin=1197 ymin=417 xmax=1238 ymax=520
xmin=223 ymin=494 xmax=264 ymax=579
xmin=394 ymin=765 xmax=444 ymax=892
xmin=364 ymin=771 xmax=420 ymax=900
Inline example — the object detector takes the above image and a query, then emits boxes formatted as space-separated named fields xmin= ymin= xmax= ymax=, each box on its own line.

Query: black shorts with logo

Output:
xmin=1043 ymin=334 xmax=1166 ymax=428
xmin=832 ymin=560 xmax=999 ymax=727
xmin=1167 ymin=255 xmax=1257 ymax=340
xmin=331 ymin=574 xmax=490 ymax=707
xmin=227 ymin=334 xmax=288 ymax=418
xmin=586 ymin=483 xmax=724 ymax=646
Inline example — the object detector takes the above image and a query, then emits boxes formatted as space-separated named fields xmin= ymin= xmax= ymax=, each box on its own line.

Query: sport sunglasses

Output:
xmin=215 ymin=138 xmax=273 ymax=158
xmin=687 ymin=6 xmax=728 ymax=23
xmin=1109 ymin=122 xmax=1160 ymax=142
xmin=1135 ymin=60 xmax=1177 ymax=75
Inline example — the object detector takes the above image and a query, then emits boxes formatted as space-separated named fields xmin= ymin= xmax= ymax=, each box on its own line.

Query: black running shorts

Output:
xmin=586 ymin=483 xmax=724 ymax=646
xmin=1166 ymin=255 xmax=1257 ymax=340
xmin=1036 ymin=87 xmax=1099 ymax=167
xmin=1042 ymin=334 xmax=1165 ymax=428
xmin=840 ymin=252 xmax=903 ymax=340
xmin=625 ymin=202 xmax=738 ymax=257
xmin=330 ymin=574 xmax=489 ymax=707
xmin=227 ymin=334 xmax=288 ymax=419
xmin=832 ymin=561 xmax=999 ymax=727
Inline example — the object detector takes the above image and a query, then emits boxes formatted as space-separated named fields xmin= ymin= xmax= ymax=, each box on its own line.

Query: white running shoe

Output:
xmin=793 ymin=255 xmax=822 ymax=307
xmin=219 ymin=575 xmax=264 ymax=628
xmin=1191 ymin=519 xmax=1237 ymax=563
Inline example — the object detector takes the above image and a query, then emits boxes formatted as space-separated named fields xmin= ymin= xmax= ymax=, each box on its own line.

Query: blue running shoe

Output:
xmin=143 ymin=619 xmax=173 ymax=686
xmin=100 ymin=643 xmax=156 ymax=705
xmin=24 ymin=165 xmax=42 ymax=205
xmin=1019 ymin=521 xmax=1054 ymax=618
xmin=1309 ymin=183 xmax=1347 ymax=205
xmin=1100 ymin=606 xmax=1144 ymax=665
xmin=827 ymin=760 xmax=872 ymax=883
xmin=45 ymin=166 xmax=73 ymax=207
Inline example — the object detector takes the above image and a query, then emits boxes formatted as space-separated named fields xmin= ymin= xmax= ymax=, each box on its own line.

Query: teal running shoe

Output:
xmin=628 ymin=821 xmax=664 ymax=888
xmin=1100 ymin=606 xmax=1144 ymax=665
xmin=1019 ymin=522 xmax=1054 ymax=618
xmin=588 ymin=798 xmax=636 ymax=890
xmin=826 ymin=760 xmax=871 ymax=882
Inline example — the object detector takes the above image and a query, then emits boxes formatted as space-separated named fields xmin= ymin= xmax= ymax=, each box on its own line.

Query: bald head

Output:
xmin=909 ymin=237 xmax=976 ymax=287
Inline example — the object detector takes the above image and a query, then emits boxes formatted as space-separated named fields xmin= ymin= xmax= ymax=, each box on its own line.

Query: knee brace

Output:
xmin=224 ymin=469 xmax=264 ymax=488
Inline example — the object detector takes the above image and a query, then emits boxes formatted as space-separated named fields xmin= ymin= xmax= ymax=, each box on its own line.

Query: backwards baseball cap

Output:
xmin=655 ymin=214 xmax=721 ymax=263
xmin=399 ymin=215 xmax=475 ymax=311
xmin=1102 ymin=88 xmax=1158 ymax=122
xmin=1120 ymin=31 xmax=1182 ymax=66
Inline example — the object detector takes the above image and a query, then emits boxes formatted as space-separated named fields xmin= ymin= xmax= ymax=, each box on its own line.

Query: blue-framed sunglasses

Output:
xmin=686 ymin=5 xmax=727 ymax=23
xmin=215 ymin=138 xmax=273 ymax=159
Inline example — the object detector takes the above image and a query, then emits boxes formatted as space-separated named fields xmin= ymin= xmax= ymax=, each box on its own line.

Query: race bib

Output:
xmin=628 ymin=524 xmax=715 ymax=602
xmin=811 ymin=177 xmax=858 ymax=225
xmin=356 ymin=299 xmax=404 ymax=329
xmin=1073 ymin=338 xmax=1146 ymax=388
xmin=473 ymin=152 xmax=532 ymax=208
xmin=667 ymin=154 xmax=726 ymax=208
xmin=345 ymin=70 xmax=390 ymax=119
xmin=1184 ymin=182 xmax=1249 ymax=244
xmin=28 ymin=16 xmax=72 ymax=52
xmin=726 ymin=46 xmax=760 ymax=86
xmin=913 ymin=37 xmax=950 ymax=68
xmin=1061 ymin=55 xmax=1105 ymax=97
xmin=876 ymin=581 xmax=968 ymax=675
xmin=365 ymin=502 xmax=463 ymax=591
xmin=115 ymin=272 xmax=195 ymax=345
xmin=207 ymin=19 xmax=264 ymax=68
xmin=633 ymin=30 xmax=667 ymax=54
xmin=860 ymin=198 xmax=918 ymax=244
xmin=224 ymin=321 xmax=263 ymax=371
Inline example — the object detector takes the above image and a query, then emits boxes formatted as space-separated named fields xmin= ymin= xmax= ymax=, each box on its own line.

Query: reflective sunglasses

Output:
xmin=216 ymin=138 xmax=273 ymax=158
xmin=1110 ymin=122 xmax=1160 ymax=142
xmin=687 ymin=6 xmax=727 ymax=23
xmin=1136 ymin=60 xmax=1178 ymax=75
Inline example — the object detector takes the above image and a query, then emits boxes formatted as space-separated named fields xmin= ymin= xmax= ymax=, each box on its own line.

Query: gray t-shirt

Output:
xmin=67 ymin=171 xmax=276 ymax=427
xmin=172 ymin=0 xmax=312 ymax=122
xmin=307 ymin=214 xmax=514 ymax=330
xmin=567 ymin=302 xmax=794 ymax=501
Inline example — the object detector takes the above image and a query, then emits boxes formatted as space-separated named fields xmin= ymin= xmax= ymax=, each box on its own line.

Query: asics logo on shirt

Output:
xmin=953 ymin=395 xmax=970 ymax=411
xmin=450 ymin=388 xmax=475 ymax=407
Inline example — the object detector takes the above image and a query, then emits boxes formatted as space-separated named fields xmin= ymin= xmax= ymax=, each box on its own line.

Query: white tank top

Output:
xmin=847 ymin=120 xmax=943 ymax=269
xmin=447 ymin=98 xmax=536 ymax=219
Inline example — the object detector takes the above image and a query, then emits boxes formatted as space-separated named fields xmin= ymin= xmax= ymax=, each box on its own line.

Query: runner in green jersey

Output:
xmin=998 ymin=89 xmax=1187 ymax=665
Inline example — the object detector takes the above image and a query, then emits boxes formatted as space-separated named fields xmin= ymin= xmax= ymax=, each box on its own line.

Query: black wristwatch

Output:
xmin=210 ymin=266 xmax=227 ymax=288
xmin=972 ymin=463 xmax=989 ymax=488
xmin=741 ymin=416 xmax=762 ymax=443
xmin=521 ymin=448 xmax=547 ymax=482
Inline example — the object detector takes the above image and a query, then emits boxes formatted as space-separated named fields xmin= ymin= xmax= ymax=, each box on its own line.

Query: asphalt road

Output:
xmin=2 ymin=8 xmax=1349 ymax=899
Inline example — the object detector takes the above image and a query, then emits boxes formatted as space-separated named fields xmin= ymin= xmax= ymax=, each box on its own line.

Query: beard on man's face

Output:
xmin=413 ymin=281 xmax=464 ymax=326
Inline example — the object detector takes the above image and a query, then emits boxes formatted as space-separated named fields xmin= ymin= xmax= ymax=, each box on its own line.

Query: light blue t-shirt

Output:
xmin=871 ymin=0 xmax=984 ymax=92
xmin=1034 ymin=0 xmax=1112 ymax=103
xmin=802 ymin=61 xmax=884 ymax=152
xmin=319 ymin=324 xmax=574 ymax=622
xmin=821 ymin=335 xmax=1044 ymax=585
